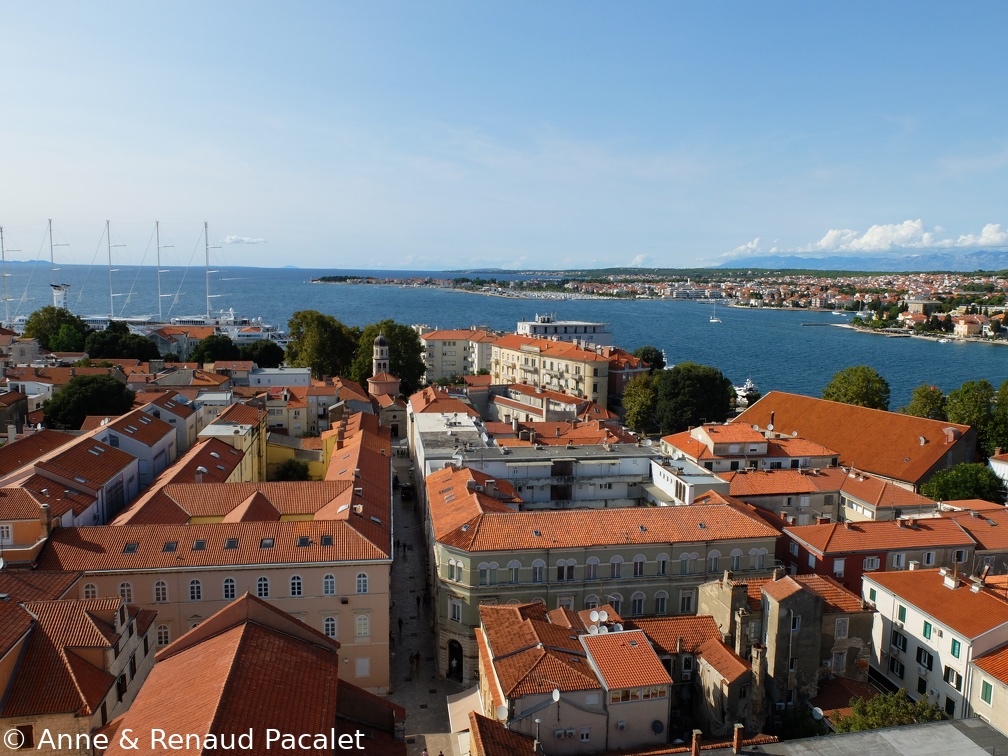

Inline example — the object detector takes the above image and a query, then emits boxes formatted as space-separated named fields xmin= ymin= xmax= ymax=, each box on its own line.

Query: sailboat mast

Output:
xmin=204 ymin=221 xmax=211 ymax=320
xmin=107 ymin=220 xmax=115 ymax=319
xmin=156 ymin=221 xmax=163 ymax=321
xmin=0 ymin=226 xmax=8 ymax=325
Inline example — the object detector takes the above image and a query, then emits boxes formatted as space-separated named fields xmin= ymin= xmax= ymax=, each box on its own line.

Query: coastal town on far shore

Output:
xmin=2 ymin=289 xmax=1008 ymax=756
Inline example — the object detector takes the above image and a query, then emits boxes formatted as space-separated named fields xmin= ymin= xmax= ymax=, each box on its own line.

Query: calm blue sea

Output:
xmin=3 ymin=262 xmax=1004 ymax=409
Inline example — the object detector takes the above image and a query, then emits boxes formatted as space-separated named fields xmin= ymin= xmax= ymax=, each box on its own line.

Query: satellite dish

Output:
xmin=792 ymin=431 xmax=798 ymax=437
xmin=552 ymin=689 xmax=560 ymax=703
xmin=767 ymin=423 xmax=774 ymax=431
xmin=588 ymin=625 xmax=599 ymax=634
xmin=589 ymin=610 xmax=600 ymax=623
xmin=752 ymin=424 xmax=759 ymax=431
xmin=496 ymin=704 xmax=508 ymax=721
xmin=599 ymin=625 xmax=609 ymax=634
xmin=598 ymin=610 xmax=609 ymax=622
xmin=812 ymin=707 xmax=824 ymax=721
xmin=614 ymin=623 xmax=623 ymax=632
xmin=644 ymin=438 xmax=653 ymax=447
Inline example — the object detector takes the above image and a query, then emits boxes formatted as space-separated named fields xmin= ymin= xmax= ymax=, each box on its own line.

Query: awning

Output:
xmin=447 ymin=686 xmax=483 ymax=734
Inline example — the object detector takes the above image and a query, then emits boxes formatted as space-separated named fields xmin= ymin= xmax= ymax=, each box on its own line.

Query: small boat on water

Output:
xmin=734 ymin=377 xmax=758 ymax=404
xmin=709 ymin=301 xmax=721 ymax=323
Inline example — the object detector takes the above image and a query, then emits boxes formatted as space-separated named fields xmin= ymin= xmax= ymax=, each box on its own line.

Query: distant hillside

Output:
xmin=715 ymin=250 xmax=1008 ymax=272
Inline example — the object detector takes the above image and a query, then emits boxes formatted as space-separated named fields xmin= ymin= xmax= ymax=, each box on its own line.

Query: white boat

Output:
xmin=937 ymin=338 xmax=950 ymax=343
xmin=734 ymin=377 xmax=758 ymax=403
xmin=709 ymin=301 xmax=722 ymax=323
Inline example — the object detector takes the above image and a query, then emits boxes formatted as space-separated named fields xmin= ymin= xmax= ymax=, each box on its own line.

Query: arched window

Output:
xmin=324 ymin=617 xmax=337 ymax=638
xmin=119 ymin=582 xmax=133 ymax=604
xmin=609 ymin=593 xmax=623 ymax=615
xmin=356 ymin=573 xmax=368 ymax=594
xmin=757 ymin=548 xmax=768 ymax=569
xmin=532 ymin=597 xmax=546 ymax=605
xmin=154 ymin=580 xmax=168 ymax=603
xmin=84 ymin=583 xmax=98 ymax=599
xmin=631 ymin=591 xmax=645 ymax=616
xmin=585 ymin=595 xmax=600 ymax=609
xmin=556 ymin=559 xmax=575 ymax=581
xmin=532 ymin=559 xmax=545 ymax=583
xmin=355 ymin=614 xmax=370 ymax=637
xmin=488 ymin=562 xmax=498 ymax=584
xmin=447 ymin=558 xmax=457 ymax=582
xmin=223 ymin=577 xmax=236 ymax=600
xmin=257 ymin=576 xmax=270 ymax=598
xmin=633 ymin=554 xmax=646 ymax=577
xmin=323 ymin=574 xmax=335 ymax=595
xmin=656 ymin=553 xmax=669 ymax=576
xmin=610 ymin=555 xmax=623 ymax=579
xmin=730 ymin=549 xmax=743 ymax=571
xmin=507 ymin=560 xmax=521 ymax=583
xmin=708 ymin=550 xmax=721 ymax=573
xmin=290 ymin=575 xmax=303 ymax=597
xmin=189 ymin=580 xmax=202 ymax=601
xmin=156 ymin=624 xmax=170 ymax=647
xmin=655 ymin=591 xmax=669 ymax=615
xmin=479 ymin=562 xmax=490 ymax=585
xmin=680 ymin=553 xmax=691 ymax=575
xmin=586 ymin=557 xmax=600 ymax=580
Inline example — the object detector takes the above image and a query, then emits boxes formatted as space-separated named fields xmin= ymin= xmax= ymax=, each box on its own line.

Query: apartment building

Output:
xmin=420 ymin=328 xmax=498 ymax=383
xmin=490 ymin=335 xmax=610 ymax=408
xmin=660 ymin=424 xmax=838 ymax=476
xmin=516 ymin=314 xmax=613 ymax=347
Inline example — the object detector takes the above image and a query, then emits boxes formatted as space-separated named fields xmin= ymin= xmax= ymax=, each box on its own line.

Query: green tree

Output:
xmin=921 ymin=463 xmax=1007 ymax=504
xmin=116 ymin=333 xmax=162 ymax=361
xmin=622 ymin=374 xmax=656 ymax=432
xmin=652 ymin=362 xmax=734 ymax=434
xmin=84 ymin=321 xmax=129 ymax=359
xmin=632 ymin=345 xmax=665 ymax=372
xmin=832 ymin=689 xmax=945 ymax=733
xmin=273 ymin=458 xmax=311 ymax=481
xmin=946 ymin=379 xmax=997 ymax=457
xmin=349 ymin=320 xmax=426 ymax=395
xmin=188 ymin=334 xmax=242 ymax=365
xmin=42 ymin=374 xmax=135 ymax=430
xmin=24 ymin=306 xmax=90 ymax=351
xmin=821 ymin=365 xmax=890 ymax=410
xmin=239 ymin=339 xmax=285 ymax=368
xmin=901 ymin=384 xmax=948 ymax=421
xmin=285 ymin=310 xmax=359 ymax=379
xmin=49 ymin=323 xmax=86 ymax=352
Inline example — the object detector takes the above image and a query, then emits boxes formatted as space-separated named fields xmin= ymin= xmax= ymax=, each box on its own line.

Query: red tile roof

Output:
xmin=738 ymin=574 xmax=865 ymax=613
xmin=35 ymin=438 xmax=136 ymax=492
xmin=722 ymin=469 xmax=820 ymax=497
xmin=734 ymin=391 xmax=974 ymax=486
xmin=582 ymin=630 xmax=672 ymax=690
xmin=696 ymin=637 xmax=749 ymax=684
xmin=786 ymin=517 xmax=974 ymax=555
xmin=625 ymin=615 xmax=721 ymax=655
xmin=494 ymin=334 xmax=608 ymax=362
xmin=21 ymin=473 xmax=97 ymax=518
xmin=975 ymin=643 xmax=1008 ymax=685
xmin=145 ymin=391 xmax=196 ymax=418
xmin=810 ymin=675 xmax=879 ymax=723
xmin=0 ymin=429 xmax=75 ymax=477
xmin=945 ymin=510 xmax=1008 ymax=550
xmin=865 ymin=569 xmax=1008 ymax=639
xmin=106 ymin=408 xmax=174 ymax=447
xmin=762 ymin=575 xmax=806 ymax=603
xmin=469 ymin=711 xmax=538 ymax=756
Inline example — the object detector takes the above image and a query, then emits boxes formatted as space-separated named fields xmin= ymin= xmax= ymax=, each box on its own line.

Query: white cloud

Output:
xmin=629 ymin=254 xmax=649 ymax=267
xmin=224 ymin=235 xmax=266 ymax=245
xmin=731 ymin=238 xmax=762 ymax=255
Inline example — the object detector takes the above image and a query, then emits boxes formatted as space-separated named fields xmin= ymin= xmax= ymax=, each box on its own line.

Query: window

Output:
xmin=355 ymin=614 xmax=370 ymax=637
xmin=868 ymin=587 xmax=877 ymax=602
xmin=585 ymin=595 xmax=600 ymax=610
xmin=730 ymin=549 xmax=742 ymax=571
xmin=791 ymin=614 xmax=801 ymax=632
xmin=189 ymin=580 xmax=202 ymax=601
xmin=508 ymin=560 xmax=521 ymax=583
xmin=324 ymin=617 xmax=337 ymax=638
xmin=897 ymin=604 xmax=907 ymax=623
xmin=633 ymin=555 xmax=646 ymax=577
xmin=152 ymin=581 xmax=168 ymax=603
xmin=610 ymin=594 xmax=623 ymax=615
xmin=679 ymin=590 xmax=693 ymax=614
xmin=532 ymin=560 xmax=545 ymax=583
xmin=789 ymin=656 xmax=797 ymax=672
xmin=447 ymin=559 xmax=457 ymax=582
xmin=832 ymin=651 xmax=846 ymax=672
xmin=223 ymin=578 xmax=236 ymax=600
xmin=356 ymin=657 xmax=370 ymax=678
xmin=863 ymin=556 xmax=880 ymax=571
xmin=923 ymin=551 xmax=935 ymax=566
xmin=943 ymin=665 xmax=963 ymax=691
xmin=918 ymin=676 xmax=927 ymax=695
xmin=789 ymin=542 xmax=799 ymax=557
xmin=891 ymin=629 xmax=908 ymax=652
xmin=119 ymin=582 xmax=133 ymax=603
xmin=655 ymin=592 xmax=668 ymax=615
xmin=807 ymin=553 xmax=816 ymax=568
xmin=224 ymin=537 xmax=239 ymax=550
xmin=451 ymin=598 xmax=461 ymax=622
xmin=833 ymin=558 xmax=845 ymax=578
xmin=580 ymin=728 xmax=591 ymax=742
xmin=557 ymin=559 xmax=575 ymax=582
xmin=945 ymin=696 xmax=955 ymax=717
xmin=585 ymin=558 xmax=599 ymax=580
xmin=982 ymin=680 xmax=993 ymax=705
xmin=13 ymin=725 xmax=33 ymax=749
xmin=889 ymin=657 xmax=905 ymax=679
xmin=835 ymin=617 xmax=849 ymax=639
xmin=323 ymin=574 xmax=335 ymax=595
xmin=951 ymin=638 xmax=961 ymax=659
xmin=680 ymin=553 xmax=691 ymax=575
xmin=708 ymin=551 xmax=720 ymax=573
xmin=656 ymin=554 xmax=668 ymax=576
xmin=156 ymin=624 xmax=170 ymax=647
xmin=923 ymin=621 xmax=932 ymax=640
xmin=290 ymin=575 xmax=303 ymax=597
xmin=631 ymin=592 xmax=645 ymax=616
xmin=356 ymin=573 xmax=368 ymax=594
xmin=916 ymin=647 xmax=933 ymax=671
xmin=611 ymin=556 xmax=623 ymax=579
xmin=84 ymin=583 xmax=98 ymax=599
xmin=892 ymin=552 xmax=905 ymax=569
xmin=257 ymin=576 xmax=270 ymax=598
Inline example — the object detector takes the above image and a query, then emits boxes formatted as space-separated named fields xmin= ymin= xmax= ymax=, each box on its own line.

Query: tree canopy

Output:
xmin=285 ymin=310 xmax=359 ymax=379
xmin=24 ymin=306 xmax=90 ymax=351
xmin=349 ymin=320 xmax=426 ymax=395
xmin=821 ymin=365 xmax=891 ymax=410
xmin=832 ymin=689 xmax=945 ymax=733
xmin=188 ymin=334 xmax=242 ymax=365
xmin=632 ymin=345 xmax=664 ymax=372
xmin=945 ymin=379 xmax=1008 ymax=458
xmin=652 ymin=362 xmax=734 ymax=434
xmin=83 ymin=322 xmax=160 ymax=361
xmin=239 ymin=339 xmax=285 ymax=369
xmin=901 ymin=384 xmax=948 ymax=421
xmin=42 ymin=374 xmax=135 ymax=430
xmin=921 ymin=463 xmax=1007 ymax=504
xmin=272 ymin=458 xmax=311 ymax=481
xmin=622 ymin=373 xmax=656 ymax=433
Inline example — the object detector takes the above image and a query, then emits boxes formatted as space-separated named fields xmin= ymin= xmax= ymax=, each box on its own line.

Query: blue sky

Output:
xmin=2 ymin=2 xmax=1008 ymax=270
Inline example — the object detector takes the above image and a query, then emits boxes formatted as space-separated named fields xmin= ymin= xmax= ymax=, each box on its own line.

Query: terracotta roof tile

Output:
xmin=0 ymin=429 xmax=76 ymax=477
xmin=625 ymin=615 xmax=721 ymax=655
xmin=761 ymin=575 xmax=805 ymax=603
xmin=945 ymin=509 xmax=1008 ymax=550
xmin=737 ymin=574 xmax=865 ymax=614
xmin=786 ymin=517 xmax=973 ymax=555
xmin=106 ymin=408 xmax=174 ymax=447
xmin=975 ymin=643 xmax=1008 ymax=685
xmin=469 ymin=711 xmax=538 ymax=756
xmin=582 ymin=630 xmax=672 ymax=690
xmin=21 ymin=473 xmax=97 ymax=518
xmin=696 ymin=637 xmax=749 ymax=685
xmin=35 ymin=438 xmax=136 ymax=492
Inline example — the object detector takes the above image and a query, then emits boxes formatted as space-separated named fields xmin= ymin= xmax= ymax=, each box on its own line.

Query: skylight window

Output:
xmin=163 ymin=541 xmax=178 ymax=552
xmin=192 ymin=540 xmax=207 ymax=551
xmin=297 ymin=537 xmax=311 ymax=547
xmin=260 ymin=538 xmax=275 ymax=549
xmin=321 ymin=535 xmax=334 ymax=546
xmin=224 ymin=538 xmax=239 ymax=549
xmin=533 ymin=530 xmax=542 ymax=537
xmin=123 ymin=543 xmax=139 ymax=554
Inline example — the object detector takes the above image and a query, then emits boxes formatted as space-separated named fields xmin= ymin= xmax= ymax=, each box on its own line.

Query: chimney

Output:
xmin=485 ymin=479 xmax=496 ymax=496
xmin=897 ymin=519 xmax=904 ymax=528
xmin=733 ymin=723 xmax=744 ymax=755
xmin=772 ymin=566 xmax=785 ymax=581
xmin=39 ymin=503 xmax=52 ymax=536
xmin=511 ymin=417 xmax=519 ymax=433
xmin=816 ymin=516 xmax=829 ymax=525
xmin=909 ymin=559 xmax=919 ymax=570
xmin=691 ymin=729 xmax=702 ymax=756
xmin=6 ymin=424 xmax=15 ymax=444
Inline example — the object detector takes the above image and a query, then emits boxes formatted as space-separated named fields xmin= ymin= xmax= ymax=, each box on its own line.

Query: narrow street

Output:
xmin=384 ymin=443 xmax=467 ymax=755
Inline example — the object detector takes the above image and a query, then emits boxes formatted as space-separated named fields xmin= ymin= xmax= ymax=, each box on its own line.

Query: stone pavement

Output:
xmin=383 ymin=443 xmax=468 ymax=756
